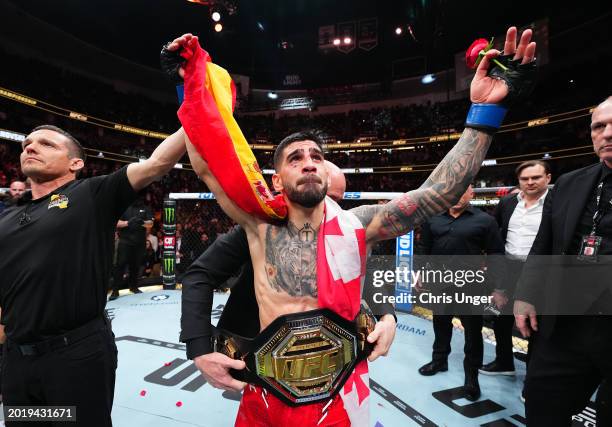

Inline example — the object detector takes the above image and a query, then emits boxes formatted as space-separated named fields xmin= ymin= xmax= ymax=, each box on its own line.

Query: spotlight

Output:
xmin=421 ymin=74 xmax=436 ymax=84
xmin=395 ymin=27 xmax=402 ymax=35
xmin=407 ymin=24 xmax=418 ymax=42
xmin=343 ymin=37 xmax=352 ymax=45
xmin=214 ymin=23 xmax=223 ymax=32
xmin=211 ymin=11 xmax=221 ymax=22
xmin=333 ymin=38 xmax=341 ymax=46
xmin=257 ymin=22 xmax=265 ymax=31
xmin=267 ymin=92 xmax=278 ymax=100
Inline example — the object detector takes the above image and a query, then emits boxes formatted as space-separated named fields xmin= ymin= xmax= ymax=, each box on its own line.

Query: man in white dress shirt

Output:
xmin=482 ymin=161 xmax=551 ymax=382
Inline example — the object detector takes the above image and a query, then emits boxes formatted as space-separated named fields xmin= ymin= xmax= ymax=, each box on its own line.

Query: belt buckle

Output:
xmin=214 ymin=335 xmax=242 ymax=360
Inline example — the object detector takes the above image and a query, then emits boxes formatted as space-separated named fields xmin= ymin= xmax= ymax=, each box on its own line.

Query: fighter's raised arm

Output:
xmin=185 ymin=136 xmax=258 ymax=231
xmin=160 ymin=33 xmax=260 ymax=231
xmin=351 ymin=26 xmax=537 ymax=243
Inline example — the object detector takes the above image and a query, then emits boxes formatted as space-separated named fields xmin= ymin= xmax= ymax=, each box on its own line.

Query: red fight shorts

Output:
xmin=235 ymin=384 xmax=351 ymax=427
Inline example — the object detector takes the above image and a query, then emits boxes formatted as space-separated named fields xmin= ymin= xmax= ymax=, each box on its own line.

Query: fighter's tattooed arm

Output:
xmin=263 ymin=222 xmax=318 ymax=297
xmin=351 ymin=127 xmax=494 ymax=242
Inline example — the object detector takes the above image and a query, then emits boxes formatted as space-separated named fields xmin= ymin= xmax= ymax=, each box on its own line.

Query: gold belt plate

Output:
xmin=254 ymin=315 xmax=357 ymax=402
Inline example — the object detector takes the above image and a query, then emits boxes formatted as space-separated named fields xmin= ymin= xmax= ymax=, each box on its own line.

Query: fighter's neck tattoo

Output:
xmin=289 ymin=221 xmax=317 ymax=242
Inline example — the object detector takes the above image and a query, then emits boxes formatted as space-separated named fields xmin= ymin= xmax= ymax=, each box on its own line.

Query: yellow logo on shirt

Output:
xmin=48 ymin=194 xmax=69 ymax=209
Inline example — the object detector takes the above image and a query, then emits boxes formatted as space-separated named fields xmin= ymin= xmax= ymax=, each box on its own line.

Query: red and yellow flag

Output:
xmin=177 ymin=37 xmax=287 ymax=221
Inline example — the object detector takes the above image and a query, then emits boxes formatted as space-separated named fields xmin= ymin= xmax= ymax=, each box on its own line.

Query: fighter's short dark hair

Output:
xmin=273 ymin=130 xmax=325 ymax=170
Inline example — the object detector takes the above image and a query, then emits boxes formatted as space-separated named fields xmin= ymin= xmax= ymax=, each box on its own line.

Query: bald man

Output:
xmin=8 ymin=181 xmax=27 ymax=200
xmin=180 ymin=162 xmax=396 ymax=391
xmin=0 ymin=180 xmax=27 ymax=213
xmin=325 ymin=160 xmax=346 ymax=202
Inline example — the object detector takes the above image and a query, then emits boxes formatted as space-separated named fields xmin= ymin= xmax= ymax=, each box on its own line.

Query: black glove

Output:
xmin=127 ymin=217 xmax=145 ymax=229
xmin=488 ymin=54 xmax=537 ymax=107
xmin=160 ymin=42 xmax=184 ymax=84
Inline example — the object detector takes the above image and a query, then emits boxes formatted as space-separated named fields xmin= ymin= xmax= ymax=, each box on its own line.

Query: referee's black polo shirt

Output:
xmin=0 ymin=166 xmax=137 ymax=344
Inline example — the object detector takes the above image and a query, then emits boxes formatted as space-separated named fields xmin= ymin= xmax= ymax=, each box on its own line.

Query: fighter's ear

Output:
xmin=272 ymin=173 xmax=283 ymax=192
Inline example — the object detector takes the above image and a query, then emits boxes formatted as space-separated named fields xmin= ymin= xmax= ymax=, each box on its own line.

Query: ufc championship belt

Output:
xmin=212 ymin=308 xmax=376 ymax=406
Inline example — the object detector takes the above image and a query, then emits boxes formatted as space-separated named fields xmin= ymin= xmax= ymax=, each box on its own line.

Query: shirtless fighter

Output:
xmin=174 ymin=26 xmax=537 ymax=426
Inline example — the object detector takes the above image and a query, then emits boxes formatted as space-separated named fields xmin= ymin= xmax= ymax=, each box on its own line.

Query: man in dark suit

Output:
xmin=417 ymin=185 xmax=505 ymax=401
xmin=481 ymin=160 xmax=550 ymax=380
xmin=514 ymin=96 xmax=612 ymax=426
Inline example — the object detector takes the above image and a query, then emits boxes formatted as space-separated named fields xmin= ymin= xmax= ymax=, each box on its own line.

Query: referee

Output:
xmin=0 ymin=123 xmax=185 ymax=426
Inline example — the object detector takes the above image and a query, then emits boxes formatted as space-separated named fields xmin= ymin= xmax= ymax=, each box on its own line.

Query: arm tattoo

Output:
xmin=264 ymin=222 xmax=318 ymax=297
xmin=371 ymin=127 xmax=493 ymax=240
xmin=351 ymin=204 xmax=384 ymax=228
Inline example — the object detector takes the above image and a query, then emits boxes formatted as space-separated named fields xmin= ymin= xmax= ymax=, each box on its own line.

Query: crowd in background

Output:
xmin=0 ymin=46 xmax=606 ymax=278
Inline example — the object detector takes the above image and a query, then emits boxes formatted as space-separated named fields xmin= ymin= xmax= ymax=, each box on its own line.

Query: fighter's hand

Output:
xmin=367 ymin=314 xmax=396 ymax=362
xmin=193 ymin=352 xmax=247 ymax=392
xmin=160 ymin=33 xmax=195 ymax=81
xmin=513 ymin=299 xmax=538 ymax=338
xmin=470 ymin=26 xmax=536 ymax=104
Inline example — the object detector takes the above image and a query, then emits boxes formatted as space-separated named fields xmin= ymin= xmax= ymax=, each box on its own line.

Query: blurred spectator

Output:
xmin=142 ymin=239 xmax=158 ymax=277
xmin=109 ymin=198 xmax=154 ymax=300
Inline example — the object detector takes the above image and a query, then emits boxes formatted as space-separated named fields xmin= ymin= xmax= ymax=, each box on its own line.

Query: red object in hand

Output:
xmin=176 ymin=401 xmax=183 ymax=407
xmin=139 ymin=390 xmax=147 ymax=397
xmin=466 ymin=38 xmax=489 ymax=69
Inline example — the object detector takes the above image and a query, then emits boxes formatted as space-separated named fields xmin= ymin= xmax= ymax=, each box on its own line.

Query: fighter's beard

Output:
xmin=285 ymin=182 xmax=328 ymax=208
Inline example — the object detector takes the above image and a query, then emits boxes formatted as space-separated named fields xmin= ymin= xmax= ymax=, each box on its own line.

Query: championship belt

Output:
xmin=212 ymin=308 xmax=375 ymax=406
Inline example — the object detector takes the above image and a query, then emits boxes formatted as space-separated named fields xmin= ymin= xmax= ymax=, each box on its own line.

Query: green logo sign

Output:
xmin=164 ymin=256 xmax=175 ymax=274
xmin=164 ymin=207 xmax=175 ymax=223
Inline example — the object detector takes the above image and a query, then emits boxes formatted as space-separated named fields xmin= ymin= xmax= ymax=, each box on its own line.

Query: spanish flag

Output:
xmin=177 ymin=37 xmax=287 ymax=221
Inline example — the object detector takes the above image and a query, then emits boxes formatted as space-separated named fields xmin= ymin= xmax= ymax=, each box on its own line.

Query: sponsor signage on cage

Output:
xmin=163 ymin=236 xmax=176 ymax=251
xmin=162 ymin=200 xmax=177 ymax=288
xmin=394 ymin=232 xmax=414 ymax=312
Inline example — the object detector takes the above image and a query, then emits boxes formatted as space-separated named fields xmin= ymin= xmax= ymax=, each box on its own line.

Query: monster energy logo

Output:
xmin=164 ymin=257 xmax=175 ymax=274
xmin=164 ymin=207 xmax=175 ymax=223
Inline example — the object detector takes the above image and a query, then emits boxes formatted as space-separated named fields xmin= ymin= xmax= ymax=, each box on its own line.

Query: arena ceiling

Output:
xmin=11 ymin=0 xmax=611 ymax=89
